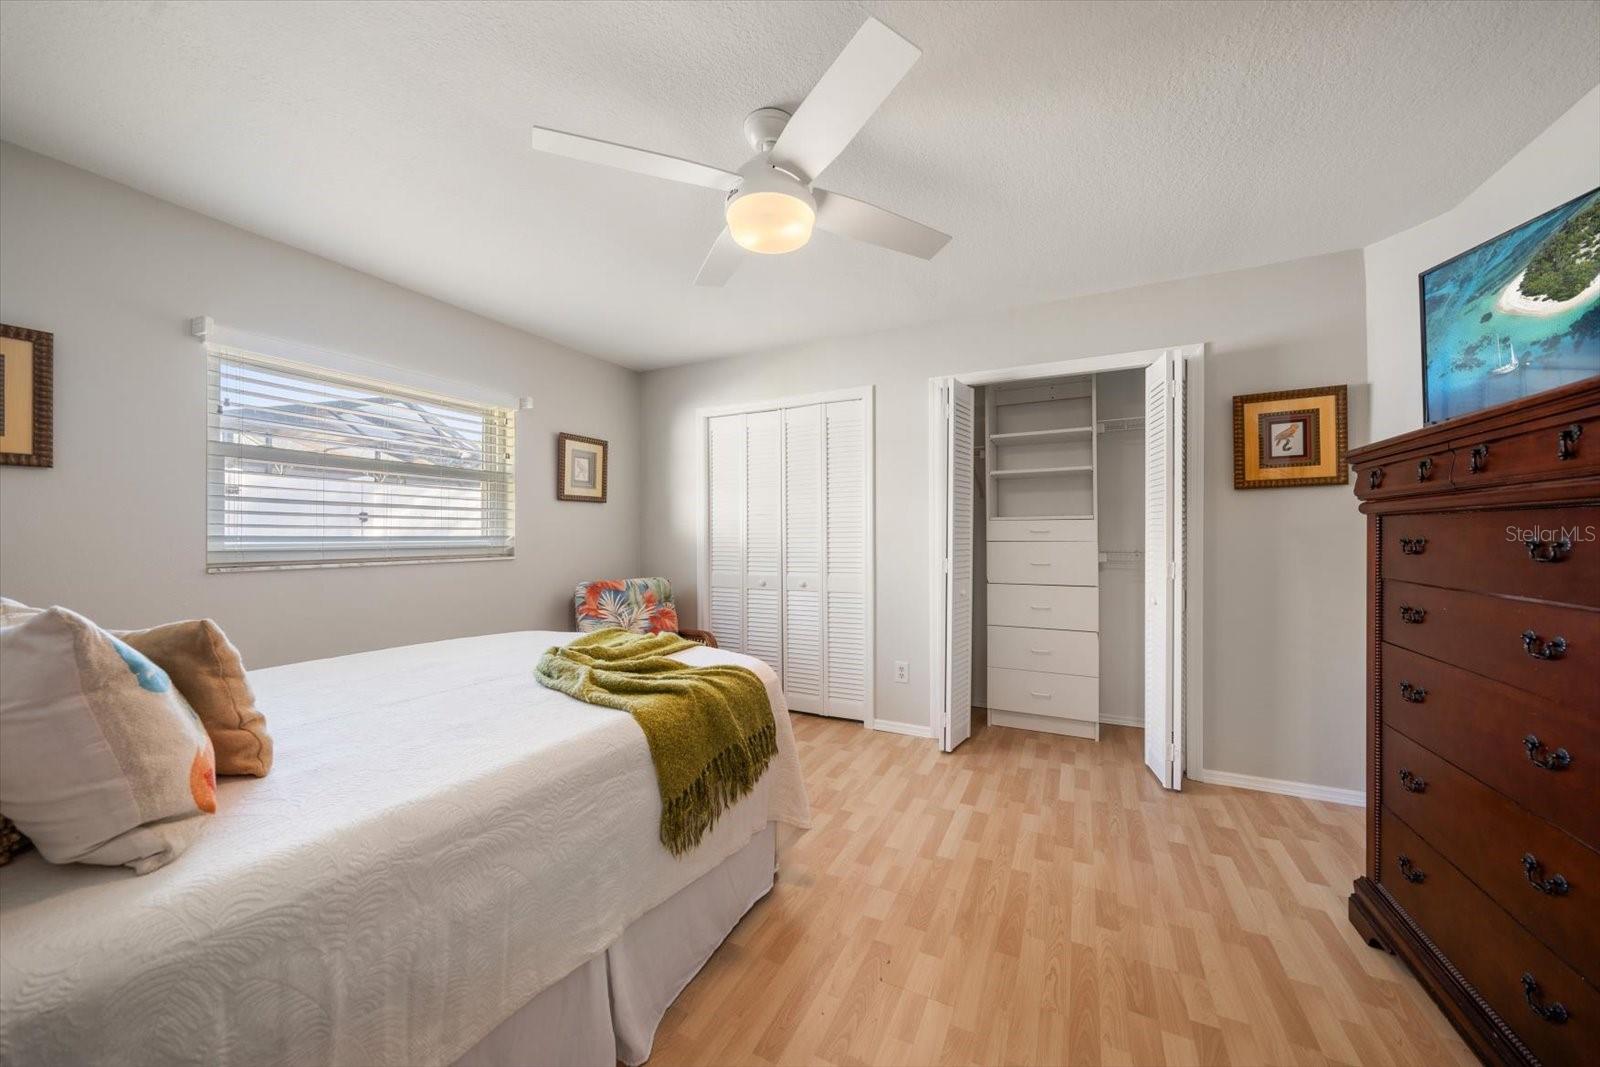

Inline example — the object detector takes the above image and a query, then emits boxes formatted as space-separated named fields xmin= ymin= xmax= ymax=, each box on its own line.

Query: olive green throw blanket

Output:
xmin=536 ymin=629 xmax=777 ymax=856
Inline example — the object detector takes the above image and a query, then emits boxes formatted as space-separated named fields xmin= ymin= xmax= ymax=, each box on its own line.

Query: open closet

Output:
xmin=935 ymin=346 xmax=1193 ymax=788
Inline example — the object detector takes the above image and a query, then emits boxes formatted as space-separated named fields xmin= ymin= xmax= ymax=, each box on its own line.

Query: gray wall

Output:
xmin=0 ymin=144 xmax=642 ymax=667
xmin=641 ymin=251 xmax=1370 ymax=791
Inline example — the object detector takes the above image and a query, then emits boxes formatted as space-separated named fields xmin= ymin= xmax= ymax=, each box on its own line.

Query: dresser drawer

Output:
xmin=1379 ymin=807 xmax=1599 ymax=1067
xmin=1384 ymin=580 xmax=1599 ymax=706
xmin=987 ymin=518 xmax=1096 ymax=542
xmin=1353 ymin=445 xmax=1452 ymax=501
xmin=1452 ymin=408 xmax=1600 ymax=490
xmin=987 ymin=626 xmax=1098 ymax=676
xmin=1383 ymin=507 xmax=1600 ymax=609
xmin=987 ymin=585 xmax=1098 ymax=631
xmin=1384 ymin=643 xmax=1600 ymax=848
xmin=1382 ymin=727 xmax=1598 ymax=980
xmin=986 ymin=668 xmax=1098 ymax=722
xmin=987 ymin=540 xmax=1098 ymax=586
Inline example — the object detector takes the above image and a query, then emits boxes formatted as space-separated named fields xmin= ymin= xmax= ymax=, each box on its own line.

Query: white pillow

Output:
xmin=0 ymin=607 xmax=218 ymax=874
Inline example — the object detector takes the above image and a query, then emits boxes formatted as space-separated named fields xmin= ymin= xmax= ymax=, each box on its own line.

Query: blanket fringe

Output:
xmin=659 ymin=719 xmax=778 ymax=856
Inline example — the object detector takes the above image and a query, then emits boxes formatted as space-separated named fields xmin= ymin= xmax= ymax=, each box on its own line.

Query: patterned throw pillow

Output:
xmin=0 ymin=607 xmax=217 ymax=874
xmin=574 ymin=577 xmax=680 ymax=635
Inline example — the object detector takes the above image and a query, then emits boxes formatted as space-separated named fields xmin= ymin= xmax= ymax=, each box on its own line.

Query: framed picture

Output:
xmin=556 ymin=432 xmax=607 ymax=502
xmin=1 ymin=323 xmax=53 ymax=468
xmin=1421 ymin=185 xmax=1600 ymax=424
xmin=1233 ymin=385 xmax=1348 ymax=489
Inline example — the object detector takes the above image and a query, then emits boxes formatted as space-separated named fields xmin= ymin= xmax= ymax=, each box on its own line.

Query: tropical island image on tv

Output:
xmin=1422 ymin=186 xmax=1600 ymax=422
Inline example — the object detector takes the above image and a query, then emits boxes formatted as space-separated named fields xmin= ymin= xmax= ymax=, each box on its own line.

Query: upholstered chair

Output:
xmin=571 ymin=577 xmax=718 ymax=647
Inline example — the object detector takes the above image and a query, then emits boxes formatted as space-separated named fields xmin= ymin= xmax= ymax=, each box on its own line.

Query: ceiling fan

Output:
xmin=528 ymin=17 xmax=951 ymax=286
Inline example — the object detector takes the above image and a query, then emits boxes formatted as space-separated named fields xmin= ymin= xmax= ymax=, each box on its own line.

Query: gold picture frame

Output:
xmin=1 ymin=323 xmax=53 ymax=468
xmin=1233 ymin=384 xmax=1348 ymax=489
xmin=556 ymin=432 xmax=608 ymax=502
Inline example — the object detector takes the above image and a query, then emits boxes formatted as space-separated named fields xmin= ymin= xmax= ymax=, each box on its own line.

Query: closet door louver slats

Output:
xmin=943 ymin=383 xmax=976 ymax=750
xmin=706 ymin=414 xmax=746 ymax=653
xmin=1143 ymin=355 xmax=1175 ymax=787
xmin=783 ymin=406 xmax=824 ymax=708
xmin=743 ymin=410 xmax=784 ymax=673
xmin=824 ymin=399 xmax=869 ymax=716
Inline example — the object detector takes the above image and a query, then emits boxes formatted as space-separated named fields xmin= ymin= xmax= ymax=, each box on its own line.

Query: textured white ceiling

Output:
xmin=2 ymin=1 xmax=1597 ymax=370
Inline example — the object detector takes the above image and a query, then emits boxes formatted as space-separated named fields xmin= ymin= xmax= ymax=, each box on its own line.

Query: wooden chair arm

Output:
xmin=678 ymin=628 xmax=718 ymax=648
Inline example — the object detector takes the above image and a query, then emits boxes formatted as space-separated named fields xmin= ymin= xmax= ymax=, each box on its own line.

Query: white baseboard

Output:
xmin=871 ymin=718 xmax=932 ymax=738
xmin=1189 ymin=768 xmax=1365 ymax=807
xmin=1098 ymin=714 xmax=1143 ymax=728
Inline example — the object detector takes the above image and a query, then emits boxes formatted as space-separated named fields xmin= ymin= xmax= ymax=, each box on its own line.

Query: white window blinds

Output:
xmin=206 ymin=347 xmax=515 ymax=572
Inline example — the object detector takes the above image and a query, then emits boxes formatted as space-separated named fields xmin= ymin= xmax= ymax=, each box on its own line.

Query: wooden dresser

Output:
xmin=1347 ymin=377 xmax=1600 ymax=1066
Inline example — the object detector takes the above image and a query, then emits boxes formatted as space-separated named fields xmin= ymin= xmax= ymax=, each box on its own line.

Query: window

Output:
xmin=206 ymin=348 xmax=514 ymax=572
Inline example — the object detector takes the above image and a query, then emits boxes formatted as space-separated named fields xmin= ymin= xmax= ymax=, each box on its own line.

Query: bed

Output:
xmin=0 ymin=630 xmax=810 ymax=1066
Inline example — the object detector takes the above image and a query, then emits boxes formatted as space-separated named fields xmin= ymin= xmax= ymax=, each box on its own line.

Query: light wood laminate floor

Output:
xmin=648 ymin=712 xmax=1475 ymax=1066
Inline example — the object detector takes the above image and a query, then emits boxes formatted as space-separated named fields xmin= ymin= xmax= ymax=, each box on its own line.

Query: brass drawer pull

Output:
xmin=1368 ymin=467 xmax=1384 ymax=489
xmin=1524 ymin=734 xmax=1572 ymax=771
xmin=1416 ymin=457 xmax=1433 ymax=482
xmin=1556 ymin=423 xmax=1583 ymax=461
xmin=1522 ymin=631 xmax=1567 ymax=660
xmin=1398 ymin=537 xmax=1427 ymax=555
xmin=1397 ymin=681 xmax=1427 ymax=703
xmin=1468 ymin=443 xmax=1489 ymax=473
xmin=1521 ymin=854 xmax=1570 ymax=896
xmin=1521 ymin=973 xmax=1570 ymax=1024
xmin=1525 ymin=536 xmax=1572 ymax=563
xmin=1398 ymin=606 xmax=1426 ymax=624
xmin=1398 ymin=769 xmax=1427 ymax=793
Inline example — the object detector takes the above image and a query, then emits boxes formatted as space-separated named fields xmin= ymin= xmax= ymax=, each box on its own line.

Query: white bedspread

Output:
xmin=0 ymin=630 xmax=810 ymax=1067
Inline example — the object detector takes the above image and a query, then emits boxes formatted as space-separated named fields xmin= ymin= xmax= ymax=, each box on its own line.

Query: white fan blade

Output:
xmin=530 ymin=126 xmax=739 ymax=191
xmin=814 ymin=190 xmax=950 ymax=259
xmin=769 ymin=18 xmax=920 ymax=183
xmin=695 ymin=229 xmax=744 ymax=287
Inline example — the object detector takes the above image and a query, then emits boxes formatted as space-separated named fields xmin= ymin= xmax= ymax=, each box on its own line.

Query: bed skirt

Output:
xmin=453 ymin=823 xmax=777 ymax=1067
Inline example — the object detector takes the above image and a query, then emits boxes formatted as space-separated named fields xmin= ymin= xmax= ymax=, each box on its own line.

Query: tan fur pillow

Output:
xmin=122 ymin=620 xmax=273 ymax=777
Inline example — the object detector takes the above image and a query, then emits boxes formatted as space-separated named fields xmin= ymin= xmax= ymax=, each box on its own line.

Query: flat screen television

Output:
xmin=1420 ymin=185 xmax=1600 ymax=423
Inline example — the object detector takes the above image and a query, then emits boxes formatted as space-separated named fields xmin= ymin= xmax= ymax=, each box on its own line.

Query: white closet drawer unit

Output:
xmin=987 ymin=626 xmax=1098 ymax=676
xmin=987 ymin=584 xmax=1098 ymax=631
xmin=986 ymin=667 xmax=1098 ymax=722
xmin=986 ymin=540 xmax=1097 ymax=586
xmin=987 ymin=518 xmax=1097 ymax=542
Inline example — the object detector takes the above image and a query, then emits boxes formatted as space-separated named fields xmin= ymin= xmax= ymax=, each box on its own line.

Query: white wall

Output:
xmin=1365 ymin=86 xmax=1600 ymax=439
xmin=0 ymin=143 xmax=642 ymax=667
xmin=642 ymin=251 xmax=1370 ymax=792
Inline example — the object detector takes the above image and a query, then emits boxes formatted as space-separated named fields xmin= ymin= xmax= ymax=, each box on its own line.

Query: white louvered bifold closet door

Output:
xmin=942 ymin=382 xmax=975 ymax=751
xmin=743 ymin=410 xmax=784 ymax=674
xmin=706 ymin=414 xmax=747 ymax=652
xmin=782 ymin=405 xmax=824 ymax=712
xmin=822 ymin=399 xmax=868 ymax=721
xmin=1142 ymin=351 xmax=1185 ymax=790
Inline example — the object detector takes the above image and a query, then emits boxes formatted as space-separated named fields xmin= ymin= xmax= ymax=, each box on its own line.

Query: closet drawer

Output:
xmin=1378 ymin=806 xmax=1600 ymax=1067
xmin=1383 ymin=643 xmax=1600 ymax=848
xmin=986 ymin=668 xmax=1098 ymax=722
xmin=987 ymin=518 xmax=1096 ymax=542
xmin=1384 ymin=580 xmax=1599 ymax=706
xmin=1382 ymin=507 xmax=1600 ymax=609
xmin=986 ymin=540 xmax=1098 ymax=586
xmin=1382 ymin=727 xmax=1599 ymax=980
xmin=988 ymin=626 xmax=1098 ymax=676
xmin=987 ymin=584 xmax=1098 ymax=631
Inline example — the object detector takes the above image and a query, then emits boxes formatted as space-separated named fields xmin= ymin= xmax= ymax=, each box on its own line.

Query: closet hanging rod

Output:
xmin=988 ymin=427 xmax=1093 ymax=443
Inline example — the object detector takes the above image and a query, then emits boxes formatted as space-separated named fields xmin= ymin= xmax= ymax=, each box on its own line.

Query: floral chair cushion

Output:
xmin=573 ymin=577 xmax=681 ymax=635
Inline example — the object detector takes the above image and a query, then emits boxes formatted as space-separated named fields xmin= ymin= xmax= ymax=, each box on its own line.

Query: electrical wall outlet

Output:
xmin=893 ymin=660 xmax=909 ymax=683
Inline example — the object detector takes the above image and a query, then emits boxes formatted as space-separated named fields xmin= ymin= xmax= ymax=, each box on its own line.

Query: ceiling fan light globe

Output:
xmin=726 ymin=190 xmax=816 ymax=255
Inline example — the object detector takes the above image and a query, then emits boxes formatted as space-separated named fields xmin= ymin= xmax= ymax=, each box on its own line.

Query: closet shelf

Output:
xmin=989 ymin=465 xmax=1094 ymax=479
xmin=987 ymin=427 xmax=1094 ymax=444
